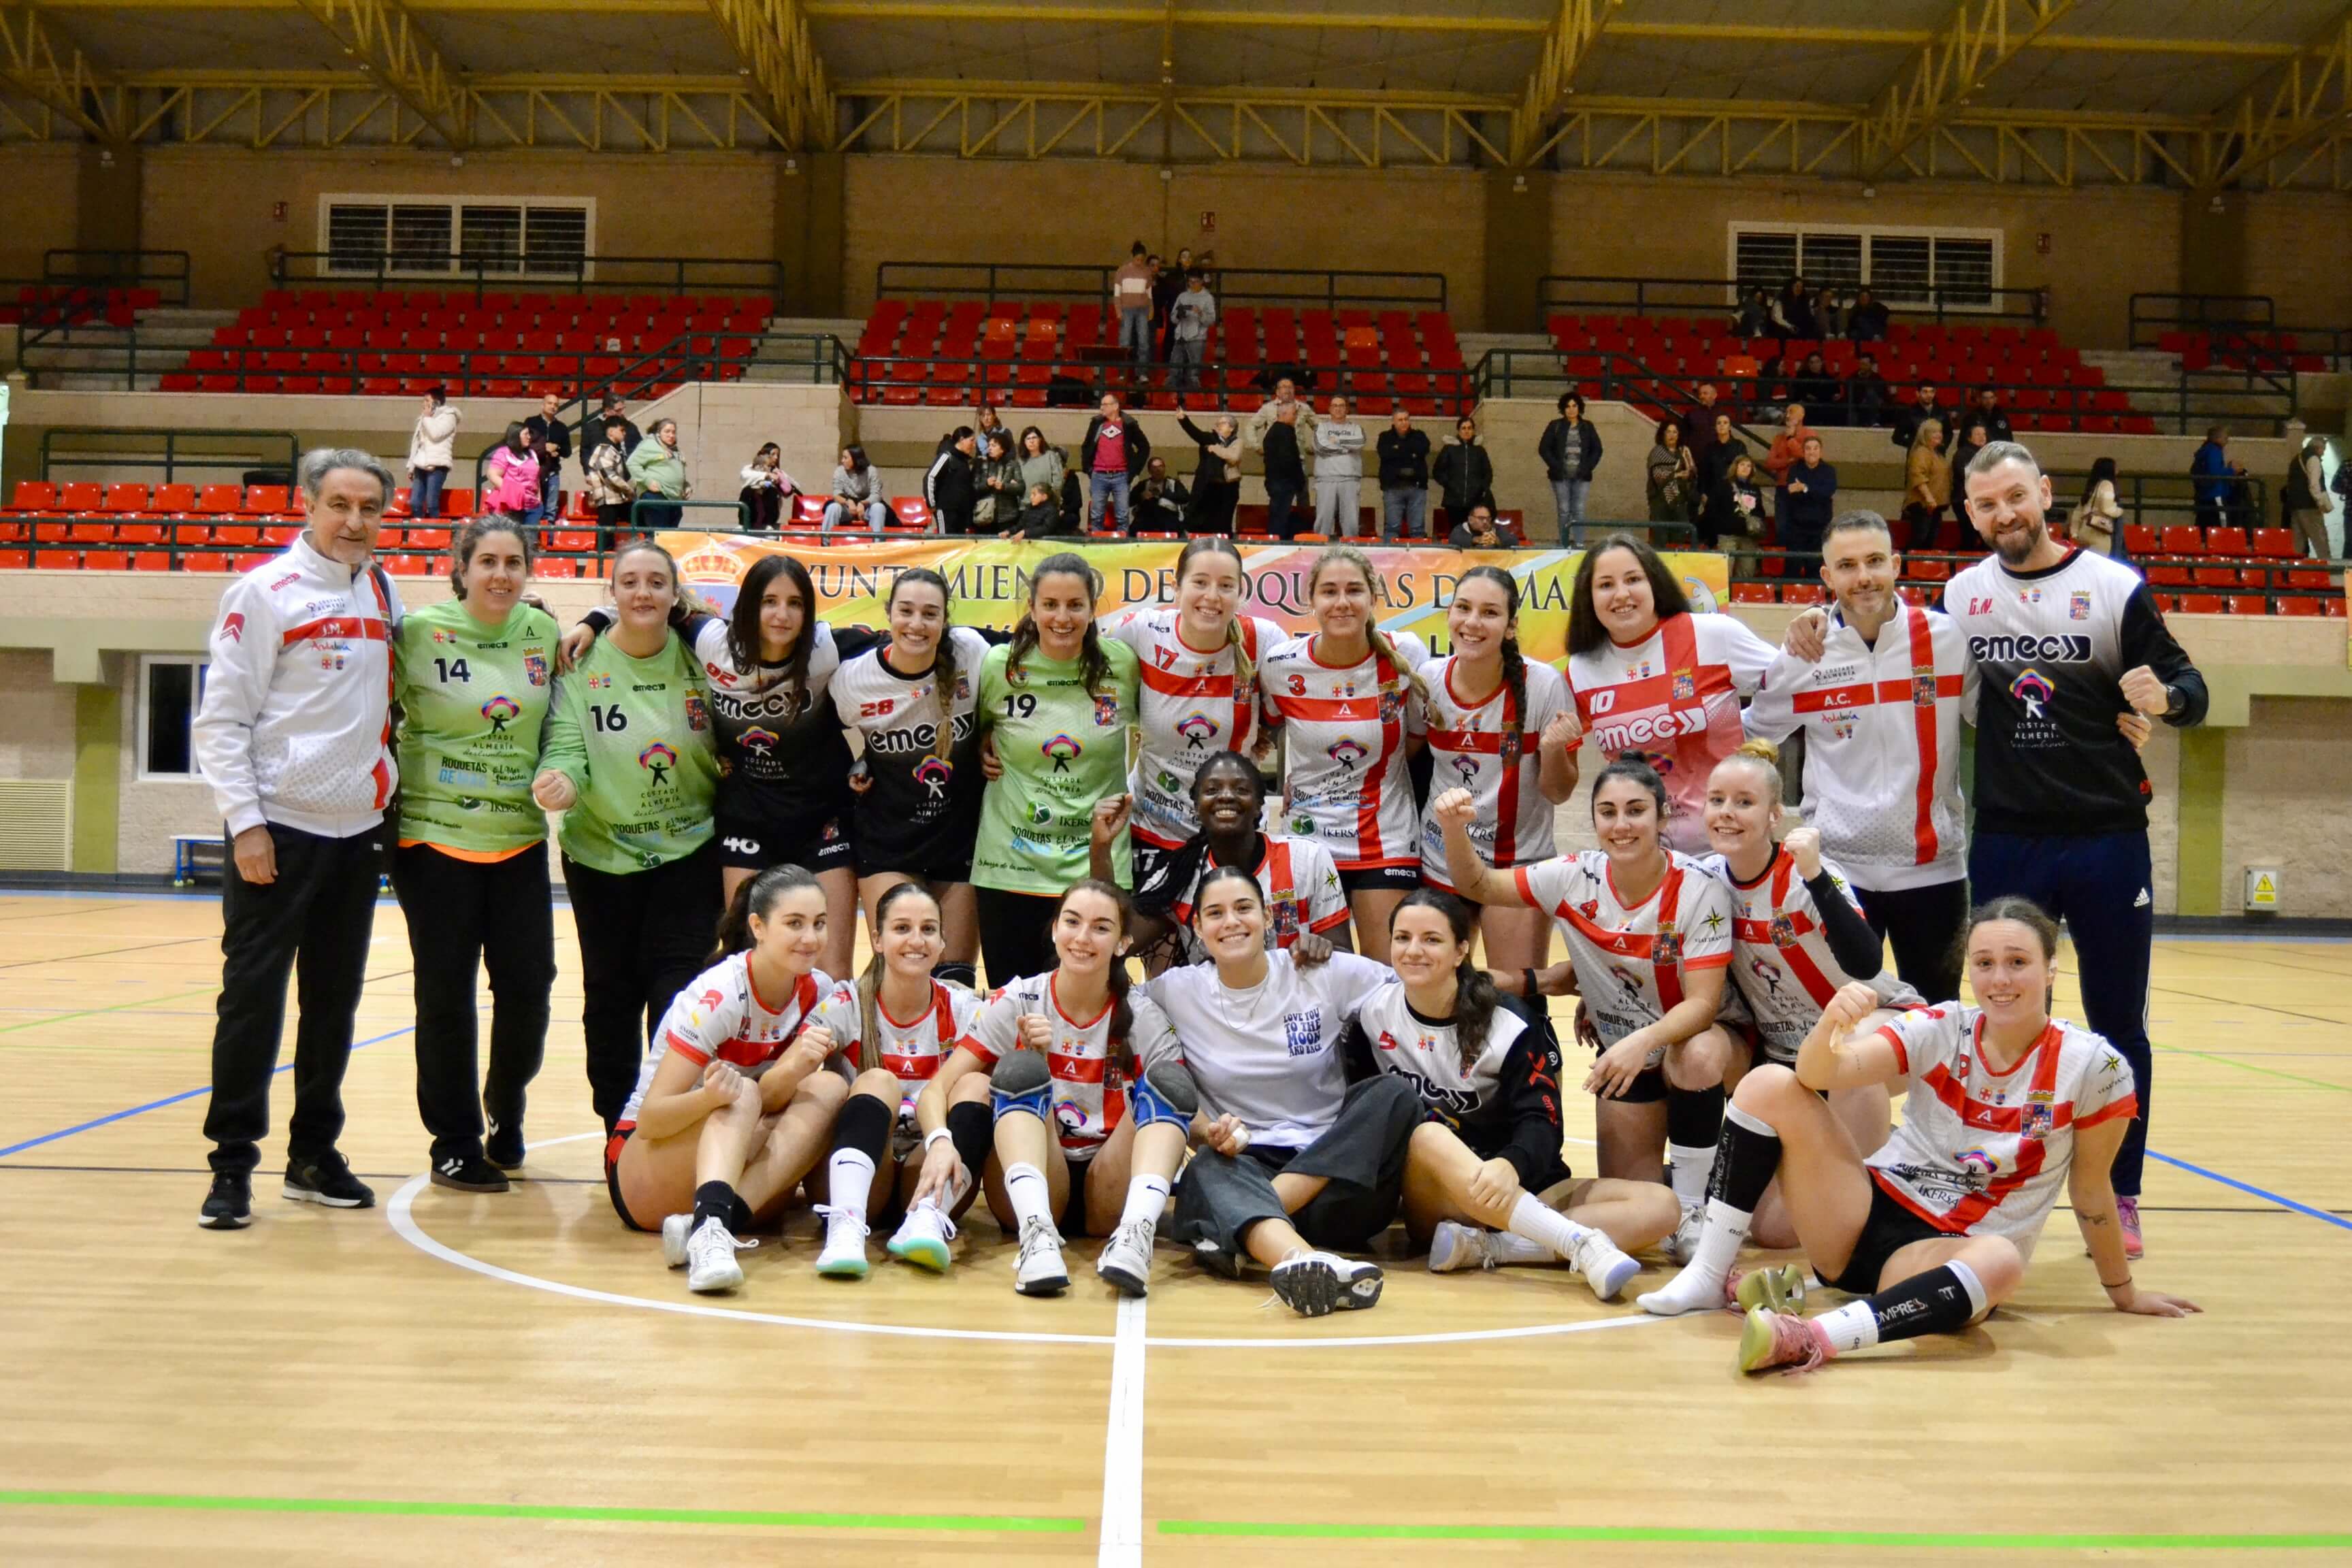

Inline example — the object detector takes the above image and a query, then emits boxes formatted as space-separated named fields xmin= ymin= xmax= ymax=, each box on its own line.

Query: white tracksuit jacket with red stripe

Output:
xmin=193 ymin=534 xmax=404 ymax=838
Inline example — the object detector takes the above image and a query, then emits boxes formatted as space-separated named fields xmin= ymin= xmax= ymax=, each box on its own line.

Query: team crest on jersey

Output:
xmin=2009 ymin=668 xmax=2055 ymax=719
xmin=1767 ymin=913 xmax=1797 ymax=948
xmin=1451 ymin=756 xmax=1479 ymax=788
xmin=524 ymin=653 xmax=549 ymax=687
xmin=684 ymin=691 xmax=710 ymax=732
xmin=913 ymin=755 xmax=954 ymax=800
xmin=1652 ymin=921 xmax=1682 ymax=966
xmin=432 ymin=628 xmax=457 ymax=644
xmin=2019 ymin=587 xmax=2042 ymax=605
xmin=1912 ymin=672 xmax=1938 ymax=707
xmin=739 ymin=725 xmax=779 ymax=756
xmin=2021 ymin=1101 xmax=2055 ymax=1136
xmin=587 ymin=674 xmax=612 ymax=690
xmin=1177 ymin=713 xmax=1218 ymax=749
xmin=638 ymin=742 xmax=678 ymax=783
xmin=1327 ymin=737 xmax=1369 ymax=770
xmin=1748 ymin=957 xmax=1783 ymax=997
xmin=1093 ymin=692 xmax=1121 ymax=727
xmin=2069 ymin=591 xmax=2092 ymax=621
xmin=1671 ymin=669 xmax=1696 ymax=701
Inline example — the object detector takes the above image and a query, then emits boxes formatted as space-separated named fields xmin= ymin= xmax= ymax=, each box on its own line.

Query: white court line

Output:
xmin=1098 ymin=1294 xmax=1147 ymax=1568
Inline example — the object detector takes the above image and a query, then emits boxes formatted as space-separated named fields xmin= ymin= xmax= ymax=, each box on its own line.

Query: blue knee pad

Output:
xmin=990 ymin=1047 xmax=1053 ymax=1122
xmin=1128 ymin=1059 xmax=1198 ymax=1131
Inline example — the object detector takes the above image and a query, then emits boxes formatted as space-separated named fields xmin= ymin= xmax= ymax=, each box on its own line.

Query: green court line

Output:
xmin=0 ymin=1490 xmax=1083 ymax=1534
xmin=2152 ymin=1041 xmax=2352 ymax=1092
xmin=1158 ymin=1521 xmax=2352 ymax=1550
xmin=0 ymin=985 xmax=220 ymax=1036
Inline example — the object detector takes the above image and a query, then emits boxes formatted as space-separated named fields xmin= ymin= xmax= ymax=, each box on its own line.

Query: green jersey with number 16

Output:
xmin=393 ymin=599 xmax=561 ymax=856
xmin=540 ymin=629 xmax=719 ymax=874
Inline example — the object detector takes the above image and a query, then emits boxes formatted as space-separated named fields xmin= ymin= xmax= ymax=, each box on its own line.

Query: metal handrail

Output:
xmin=2127 ymin=292 xmax=2276 ymax=344
xmin=1469 ymin=348 xmax=2300 ymax=436
xmin=1539 ymin=273 xmax=2046 ymax=327
xmin=266 ymin=250 xmax=787 ymax=304
xmin=844 ymin=349 xmax=1474 ymax=414
xmin=1729 ymin=544 xmax=2342 ymax=603
xmin=42 ymin=248 xmax=192 ymax=300
xmin=37 ymin=427 xmax=303 ymax=485
xmin=874 ymin=261 xmax=1448 ymax=312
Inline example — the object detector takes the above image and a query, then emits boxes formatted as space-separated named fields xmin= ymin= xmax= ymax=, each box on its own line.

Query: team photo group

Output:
xmin=191 ymin=434 xmax=2203 ymax=1376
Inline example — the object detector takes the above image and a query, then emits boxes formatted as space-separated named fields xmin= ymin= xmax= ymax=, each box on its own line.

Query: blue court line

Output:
xmin=2146 ymin=1151 xmax=2352 ymax=1233
xmin=0 ymin=1026 xmax=412 ymax=1159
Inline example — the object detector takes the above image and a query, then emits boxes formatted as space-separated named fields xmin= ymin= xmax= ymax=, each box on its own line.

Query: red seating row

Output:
xmin=2153 ymin=329 xmax=2334 ymax=375
xmin=0 ymin=285 xmax=164 ymax=327
xmin=3 ymin=483 xmax=480 ymax=521
xmin=2121 ymin=524 xmax=2308 ymax=559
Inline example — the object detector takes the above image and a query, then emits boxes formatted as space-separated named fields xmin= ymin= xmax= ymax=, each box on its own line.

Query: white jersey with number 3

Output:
xmin=1419 ymin=654 xmax=1570 ymax=885
xmin=1262 ymin=632 xmax=1430 ymax=870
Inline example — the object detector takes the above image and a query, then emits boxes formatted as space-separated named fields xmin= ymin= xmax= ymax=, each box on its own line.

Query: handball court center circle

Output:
xmin=389 ymin=1134 xmax=1665 ymax=1352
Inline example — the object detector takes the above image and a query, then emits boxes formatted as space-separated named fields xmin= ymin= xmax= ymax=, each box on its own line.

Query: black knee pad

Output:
xmin=990 ymin=1048 xmax=1052 ymax=1120
xmin=931 ymin=961 xmax=977 ymax=990
xmin=1612 ymin=1065 xmax=1670 ymax=1105
xmin=1131 ymin=1059 xmax=1198 ymax=1128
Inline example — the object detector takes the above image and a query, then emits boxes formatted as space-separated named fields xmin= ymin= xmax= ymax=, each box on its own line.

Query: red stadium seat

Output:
xmin=2174 ymin=593 xmax=2225 ymax=614
xmin=8 ymin=481 xmax=58 ymax=512
xmin=2272 ymin=595 xmax=2325 ymax=617
xmin=2250 ymin=527 xmax=2298 ymax=559
xmin=154 ymin=483 xmax=198 ymax=512
xmin=102 ymin=483 xmax=150 ymax=513
xmin=2159 ymin=525 xmax=2204 ymax=556
xmin=2204 ymin=527 xmax=2249 ymax=557
xmin=1781 ymin=583 xmax=1826 ymax=606
xmin=59 ymin=481 xmax=103 ymax=512
xmin=243 ymin=485 xmax=290 ymax=515
xmin=1729 ymin=583 xmax=1776 ymax=604
xmin=196 ymin=485 xmax=242 ymax=514
xmin=2123 ymin=525 xmax=2159 ymax=557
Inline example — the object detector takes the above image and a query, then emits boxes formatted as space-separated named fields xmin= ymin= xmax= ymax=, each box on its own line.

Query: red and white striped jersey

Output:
xmin=957 ymin=971 xmax=1181 ymax=1157
xmin=1742 ymin=603 xmax=1974 ymax=892
xmin=617 ymin=956 xmax=835 ymax=1134
xmin=1514 ymin=849 xmax=1733 ymax=1046
xmin=1107 ymin=608 xmax=1287 ymax=851
xmin=1867 ymin=1004 xmax=2138 ymax=1262
xmin=803 ymin=977 xmax=984 ymax=1109
xmin=1261 ymin=631 xmax=1431 ymax=870
xmin=1418 ymin=654 xmax=1571 ymax=886
xmin=1698 ymin=848 xmax=1922 ymax=1064
xmin=1563 ymin=612 xmax=1775 ymax=855
xmin=1164 ymin=832 xmax=1350 ymax=964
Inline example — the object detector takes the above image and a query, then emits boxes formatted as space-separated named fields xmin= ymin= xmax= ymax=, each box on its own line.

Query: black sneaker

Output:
xmin=430 ymin=1152 xmax=511 ymax=1194
xmin=283 ymin=1149 xmax=376 ymax=1209
xmin=199 ymin=1171 xmax=252 ymax=1230
xmin=485 ymin=1119 xmax=525 ymax=1171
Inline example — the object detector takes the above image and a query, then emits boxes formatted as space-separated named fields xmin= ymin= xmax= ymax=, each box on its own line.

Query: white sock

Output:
xmin=826 ymin=1148 xmax=875 ymax=1227
xmin=1687 ymin=1196 xmax=1754 ymax=1286
xmin=1506 ymin=1192 xmax=1598 ymax=1262
xmin=1814 ymin=1300 xmax=1880 ymax=1355
xmin=1004 ymin=1162 xmax=1054 ymax=1230
xmin=1484 ymin=1230 xmax=1551 ymax=1265
xmin=1667 ymin=1143 xmax=1714 ymax=1207
xmin=1118 ymin=1173 xmax=1170 ymax=1231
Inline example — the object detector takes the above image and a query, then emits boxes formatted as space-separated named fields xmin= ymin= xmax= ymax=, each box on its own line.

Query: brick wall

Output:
xmin=0 ymin=145 xmax=80 ymax=288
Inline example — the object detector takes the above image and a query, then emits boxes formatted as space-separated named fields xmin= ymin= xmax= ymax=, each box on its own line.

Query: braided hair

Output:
xmin=888 ymin=567 xmax=960 ymax=761
xmin=1455 ymin=564 xmax=1529 ymax=764
xmin=1391 ymin=889 xmax=1502 ymax=1073
xmin=1004 ymin=552 xmax=1113 ymax=696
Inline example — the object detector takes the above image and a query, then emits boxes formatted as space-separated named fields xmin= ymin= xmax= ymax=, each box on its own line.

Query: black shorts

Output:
xmin=715 ymin=807 xmax=854 ymax=873
xmin=1131 ymin=840 xmax=1179 ymax=893
xmin=1338 ymin=863 xmax=1422 ymax=896
xmin=1822 ymin=1175 xmax=1959 ymax=1294
xmin=604 ymin=1128 xmax=649 ymax=1232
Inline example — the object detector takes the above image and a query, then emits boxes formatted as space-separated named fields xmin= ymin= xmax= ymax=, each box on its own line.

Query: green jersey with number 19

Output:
xmin=973 ymin=638 xmax=1139 ymax=894
xmin=393 ymin=599 xmax=561 ymax=855
xmin=540 ymin=630 xmax=719 ymax=873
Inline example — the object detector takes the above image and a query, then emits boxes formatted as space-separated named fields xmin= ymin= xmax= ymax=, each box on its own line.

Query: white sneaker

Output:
xmin=813 ymin=1205 xmax=870 ymax=1279
xmin=886 ymin=1200 xmax=956 ymax=1273
xmin=662 ymin=1212 xmax=691 ymax=1269
xmin=1427 ymin=1219 xmax=1498 ymax=1273
xmin=1569 ymin=1230 xmax=1643 ymax=1303
xmin=1663 ymin=1203 xmax=1705 ymax=1264
xmin=1269 ymin=1250 xmax=1384 ymax=1317
xmin=1013 ymin=1214 xmax=1068 ymax=1297
xmin=685 ymin=1215 xmax=753 ymax=1294
xmin=1095 ymin=1218 xmax=1155 ymax=1298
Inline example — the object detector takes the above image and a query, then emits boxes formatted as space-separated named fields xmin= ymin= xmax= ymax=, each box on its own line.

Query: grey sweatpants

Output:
xmin=1171 ymin=1074 xmax=1420 ymax=1264
xmin=1313 ymin=477 xmax=1362 ymax=537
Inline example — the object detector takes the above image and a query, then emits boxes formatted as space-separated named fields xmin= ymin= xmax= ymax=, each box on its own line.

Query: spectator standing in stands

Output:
xmin=1891 ymin=382 xmax=1955 ymax=449
xmin=1951 ymin=419 xmax=1991 ymax=493
xmin=1175 ymin=404 xmax=1243 ymax=535
xmin=1131 ymin=455 xmax=1190 ymax=533
xmin=1262 ymin=400 xmax=1309 ymax=539
xmin=1015 ymin=426 xmax=1067 ymax=517
xmin=1780 ymin=436 xmax=1838 ymax=571
xmin=1245 ymin=375 xmax=1317 ymax=449
xmin=2072 ymin=457 xmax=2124 ymax=557
xmin=1678 ymin=382 xmax=1722 ymax=474
xmin=483 ymin=424 xmax=542 ymax=523
xmin=406 ymin=387 xmax=459 ymax=519
xmin=2285 ymin=435 xmax=2335 ymax=559
xmin=1153 ymin=248 xmax=1192 ymax=360
xmin=1645 ymin=419 xmax=1696 ymax=528
xmin=1448 ymin=501 xmax=1521 ymax=550
xmin=1538 ymin=392 xmax=1602 ymax=544
xmin=585 ymin=417 xmax=635 ymax=546
xmin=736 ymin=443 xmax=794 ymax=533
xmin=975 ymin=430 xmax=1024 ymax=533
xmin=1846 ymin=286 xmax=1889 ymax=342
xmin=1311 ymin=393 xmax=1367 ymax=537
xmin=2189 ymin=426 xmax=2243 ymax=530
xmin=587 ymin=392 xmax=641 ymax=469
xmin=1778 ymin=277 xmax=1818 ymax=340
xmin=1081 ymin=391 xmax=1149 ymax=534
xmin=1763 ymin=402 xmax=1816 ymax=521
xmin=926 ymin=425 xmax=980 ymax=536
xmin=1970 ymin=386 xmax=2014 ymax=443
xmin=625 ymin=418 xmax=689 ymax=530
xmin=824 ymin=443 xmax=891 ymax=533
xmin=1113 ymin=242 xmax=1157 ymax=368
xmin=1712 ymin=451 xmax=1766 ymax=559
xmin=1846 ymin=353 xmax=1890 ymax=427
xmin=973 ymin=403 xmax=1009 ymax=463
xmin=1432 ymin=414 xmax=1495 ymax=532
xmin=1694 ymin=412 xmax=1750 ymax=549
xmin=1376 ymin=407 xmax=1433 ymax=541
xmin=1167 ymin=270 xmax=1217 ymax=395
xmin=193 ymin=447 xmax=402 ymax=1229
xmin=1791 ymin=352 xmax=1842 ymax=427
xmin=1902 ymin=419 xmax=1951 ymax=553
xmin=524 ymin=390 xmax=570 ymax=529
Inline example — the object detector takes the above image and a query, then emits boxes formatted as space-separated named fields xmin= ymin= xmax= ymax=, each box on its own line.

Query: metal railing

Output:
xmin=267 ymin=250 xmax=787 ymax=305
xmin=37 ymin=427 xmax=303 ymax=485
xmin=874 ymin=261 xmax=1448 ymax=312
xmin=2127 ymin=293 xmax=2276 ymax=344
xmin=1728 ymin=545 xmax=2342 ymax=610
xmin=1469 ymin=348 xmax=2300 ymax=436
xmin=2044 ymin=471 xmax=2271 ymax=531
xmin=844 ymin=348 xmax=1474 ymax=415
xmin=1539 ymin=274 xmax=2046 ymax=327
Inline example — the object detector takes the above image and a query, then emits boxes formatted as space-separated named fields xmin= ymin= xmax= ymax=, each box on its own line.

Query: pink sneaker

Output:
xmin=2118 ymin=1196 xmax=2144 ymax=1260
xmin=1737 ymin=1306 xmax=1830 ymax=1376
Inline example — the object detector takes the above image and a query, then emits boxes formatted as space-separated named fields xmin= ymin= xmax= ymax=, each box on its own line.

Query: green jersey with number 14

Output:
xmin=393 ymin=599 xmax=560 ymax=855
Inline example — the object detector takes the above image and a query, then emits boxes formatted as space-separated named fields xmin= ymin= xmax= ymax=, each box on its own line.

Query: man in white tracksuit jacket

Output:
xmin=192 ymin=447 xmax=404 ymax=1230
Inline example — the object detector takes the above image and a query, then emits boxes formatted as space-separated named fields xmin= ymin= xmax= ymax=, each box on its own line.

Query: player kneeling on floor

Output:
xmin=603 ymin=866 xmax=848 ymax=1294
xmin=1375 ymin=892 xmax=1677 ymax=1298
xmin=1638 ymin=897 xmax=2200 ymax=1373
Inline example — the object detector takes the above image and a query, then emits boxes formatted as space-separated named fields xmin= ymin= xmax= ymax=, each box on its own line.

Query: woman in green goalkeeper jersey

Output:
xmin=389 ymin=518 xmax=561 ymax=1192
xmin=534 ymin=539 xmax=724 ymax=1134
xmin=973 ymin=552 xmax=1141 ymax=985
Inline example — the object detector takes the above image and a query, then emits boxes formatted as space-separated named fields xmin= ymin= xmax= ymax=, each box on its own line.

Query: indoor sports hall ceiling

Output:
xmin=3 ymin=0 xmax=2351 ymax=186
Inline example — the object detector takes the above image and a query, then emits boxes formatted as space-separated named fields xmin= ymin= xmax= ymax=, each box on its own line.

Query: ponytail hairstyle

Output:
xmin=710 ymin=862 xmax=822 ymax=964
xmin=1590 ymin=750 xmax=1670 ymax=822
xmin=1722 ymin=736 xmax=1786 ymax=811
xmin=1967 ymin=894 xmax=2060 ymax=960
xmin=1391 ymin=889 xmax=1501 ymax=1072
xmin=1307 ymin=544 xmax=1428 ymax=712
xmin=888 ymin=568 xmax=960 ymax=761
xmin=1005 ymin=552 xmax=1113 ymax=696
xmin=1456 ymin=565 xmax=1529 ymax=764
xmin=1055 ymin=879 xmax=1137 ymax=1068
xmin=725 ymin=552 xmax=820 ymax=700
xmin=609 ymin=537 xmax=683 ymax=621
xmin=856 ymin=881 xmax=944 ymax=1062
xmin=447 ymin=515 xmax=533 ymax=600
xmin=1175 ymin=536 xmax=1256 ymax=709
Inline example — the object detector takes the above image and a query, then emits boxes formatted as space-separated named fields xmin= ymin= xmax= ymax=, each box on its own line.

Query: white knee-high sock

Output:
xmin=1004 ymin=1162 xmax=1054 ymax=1230
xmin=826 ymin=1147 xmax=875 ymax=1226
xmin=1119 ymin=1173 xmax=1171 ymax=1231
xmin=1667 ymin=1144 xmax=1715 ymax=1207
xmin=1505 ymin=1192 xmax=1598 ymax=1261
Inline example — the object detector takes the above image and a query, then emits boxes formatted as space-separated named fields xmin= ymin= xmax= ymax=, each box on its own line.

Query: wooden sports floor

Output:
xmin=3 ymin=889 xmax=2349 ymax=1567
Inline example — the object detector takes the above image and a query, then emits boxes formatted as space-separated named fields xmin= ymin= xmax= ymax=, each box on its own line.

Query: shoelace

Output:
xmin=904 ymin=1203 xmax=958 ymax=1243
xmin=1765 ymin=1314 xmax=1827 ymax=1377
xmin=813 ymin=1203 xmax=868 ymax=1240
xmin=1015 ymin=1214 xmax=1064 ymax=1260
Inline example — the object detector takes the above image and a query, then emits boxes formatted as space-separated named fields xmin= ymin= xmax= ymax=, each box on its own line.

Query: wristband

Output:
xmin=2100 ymin=1275 xmax=2132 ymax=1292
xmin=923 ymin=1126 xmax=953 ymax=1153
xmin=1522 ymin=968 xmax=1539 ymax=1000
